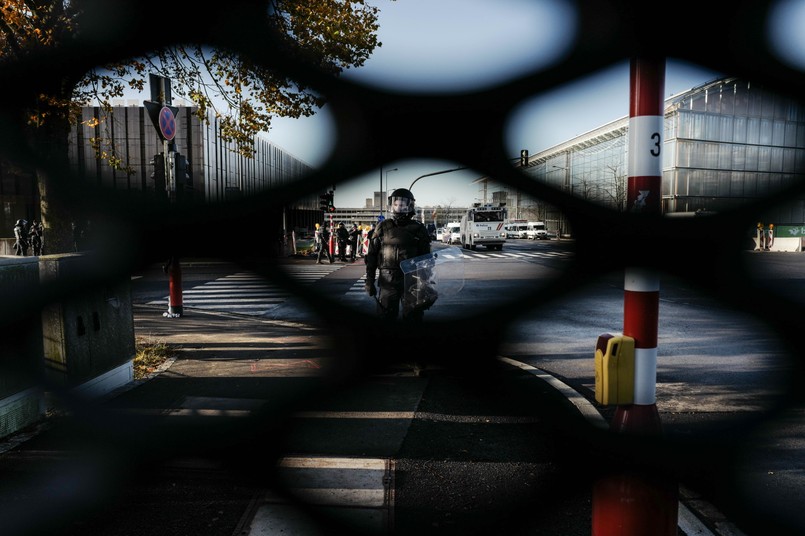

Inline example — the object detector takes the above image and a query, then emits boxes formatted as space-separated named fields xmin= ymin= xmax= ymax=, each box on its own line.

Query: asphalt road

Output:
xmin=120 ymin=242 xmax=805 ymax=535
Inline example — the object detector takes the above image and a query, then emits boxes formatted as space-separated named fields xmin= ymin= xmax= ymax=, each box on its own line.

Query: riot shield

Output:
xmin=400 ymin=246 xmax=464 ymax=316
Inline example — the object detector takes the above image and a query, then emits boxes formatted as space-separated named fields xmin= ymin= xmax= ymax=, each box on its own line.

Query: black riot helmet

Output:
xmin=388 ymin=188 xmax=415 ymax=217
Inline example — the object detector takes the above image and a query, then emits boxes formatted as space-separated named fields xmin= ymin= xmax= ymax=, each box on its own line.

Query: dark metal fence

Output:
xmin=1 ymin=1 xmax=804 ymax=535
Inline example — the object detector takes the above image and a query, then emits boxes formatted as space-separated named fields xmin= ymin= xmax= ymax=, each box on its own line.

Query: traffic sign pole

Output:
xmin=329 ymin=213 xmax=334 ymax=256
xmin=145 ymin=77 xmax=184 ymax=318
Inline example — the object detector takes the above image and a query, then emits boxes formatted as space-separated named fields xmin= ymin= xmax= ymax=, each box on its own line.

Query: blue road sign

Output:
xmin=159 ymin=106 xmax=176 ymax=141
xmin=144 ymin=101 xmax=179 ymax=141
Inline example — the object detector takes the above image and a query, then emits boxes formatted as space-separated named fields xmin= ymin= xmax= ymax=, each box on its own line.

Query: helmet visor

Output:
xmin=389 ymin=196 xmax=414 ymax=214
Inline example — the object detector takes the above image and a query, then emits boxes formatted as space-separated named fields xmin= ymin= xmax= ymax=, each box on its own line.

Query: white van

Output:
xmin=525 ymin=221 xmax=548 ymax=240
xmin=443 ymin=222 xmax=461 ymax=244
xmin=504 ymin=221 xmax=528 ymax=238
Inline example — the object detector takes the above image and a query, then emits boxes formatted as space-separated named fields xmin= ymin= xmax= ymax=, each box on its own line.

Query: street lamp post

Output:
xmin=385 ymin=168 xmax=398 ymax=202
xmin=552 ymin=164 xmax=571 ymax=237
xmin=408 ymin=166 xmax=468 ymax=191
xmin=406 ymin=158 xmax=521 ymax=220
xmin=378 ymin=167 xmax=399 ymax=219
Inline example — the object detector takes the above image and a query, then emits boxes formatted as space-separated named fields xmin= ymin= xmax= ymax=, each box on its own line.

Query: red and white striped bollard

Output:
xmin=592 ymin=56 xmax=677 ymax=536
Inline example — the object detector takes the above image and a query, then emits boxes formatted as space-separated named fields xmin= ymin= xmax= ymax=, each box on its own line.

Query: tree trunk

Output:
xmin=34 ymin=111 xmax=77 ymax=255
xmin=38 ymin=170 xmax=77 ymax=255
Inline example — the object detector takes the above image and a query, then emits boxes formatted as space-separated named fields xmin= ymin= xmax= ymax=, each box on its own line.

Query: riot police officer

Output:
xmin=364 ymin=188 xmax=431 ymax=321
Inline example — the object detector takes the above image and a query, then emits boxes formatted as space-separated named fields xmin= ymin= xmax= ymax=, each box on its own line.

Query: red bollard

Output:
xmin=593 ymin=271 xmax=677 ymax=535
xmin=593 ymin=465 xmax=678 ymax=536
xmin=168 ymin=257 xmax=183 ymax=317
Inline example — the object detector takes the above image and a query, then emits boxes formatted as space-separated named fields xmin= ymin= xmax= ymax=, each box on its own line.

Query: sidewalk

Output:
xmin=0 ymin=303 xmax=344 ymax=536
xmin=0 ymin=302 xmax=735 ymax=536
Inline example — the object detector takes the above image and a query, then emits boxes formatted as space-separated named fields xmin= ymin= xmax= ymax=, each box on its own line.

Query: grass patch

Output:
xmin=134 ymin=337 xmax=178 ymax=379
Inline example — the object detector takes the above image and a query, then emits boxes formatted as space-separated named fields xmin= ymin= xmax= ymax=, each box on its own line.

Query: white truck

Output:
xmin=460 ymin=203 xmax=508 ymax=251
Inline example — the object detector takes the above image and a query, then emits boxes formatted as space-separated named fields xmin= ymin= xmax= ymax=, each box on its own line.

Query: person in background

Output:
xmin=336 ymin=222 xmax=349 ymax=262
xmin=28 ymin=220 xmax=44 ymax=256
xmin=316 ymin=223 xmax=334 ymax=264
xmin=313 ymin=223 xmax=322 ymax=255
xmin=71 ymin=220 xmax=84 ymax=252
xmin=348 ymin=223 xmax=360 ymax=262
xmin=13 ymin=219 xmax=29 ymax=256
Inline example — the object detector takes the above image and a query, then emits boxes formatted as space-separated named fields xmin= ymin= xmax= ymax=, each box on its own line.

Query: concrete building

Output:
xmin=1 ymin=104 xmax=320 ymax=241
xmin=70 ymin=103 xmax=314 ymax=204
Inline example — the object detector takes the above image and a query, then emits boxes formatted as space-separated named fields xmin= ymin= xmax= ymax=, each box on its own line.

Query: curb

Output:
xmin=495 ymin=356 xmax=742 ymax=536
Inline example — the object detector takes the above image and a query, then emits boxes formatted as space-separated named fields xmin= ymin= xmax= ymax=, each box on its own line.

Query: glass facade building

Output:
xmin=501 ymin=77 xmax=805 ymax=233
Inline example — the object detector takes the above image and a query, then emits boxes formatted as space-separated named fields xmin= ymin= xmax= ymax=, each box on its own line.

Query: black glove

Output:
xmin=365 ymin=280 xmax=376 ymax=297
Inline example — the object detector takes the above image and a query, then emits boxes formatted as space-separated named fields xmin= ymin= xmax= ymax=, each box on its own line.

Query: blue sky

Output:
xmin=266 ymin=0 xmax=730 ymax=208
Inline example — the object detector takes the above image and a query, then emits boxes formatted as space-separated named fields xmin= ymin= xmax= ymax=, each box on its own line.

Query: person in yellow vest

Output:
xmin=316 ymin=223 xmax=334 ymax=264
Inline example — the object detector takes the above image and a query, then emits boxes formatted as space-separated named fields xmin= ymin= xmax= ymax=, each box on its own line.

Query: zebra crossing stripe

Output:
xmin=200 ymin=282 xmax=276 ymax=288
xmin=149 ymin=272 xmax=292 ymax=314
xmin=148 ymin=254 xmax=573 ymax=314
xmin=148 ymin=266 xmax=345 ymax=314
xmin=252 ymin=456 xmax=393 ymax=533
xmin=182 ymin=292 xmax=281 ymax=297
xmin=277 ymin=455 xmax=390 ymax=499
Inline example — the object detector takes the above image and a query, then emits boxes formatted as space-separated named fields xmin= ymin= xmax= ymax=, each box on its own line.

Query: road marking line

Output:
xmin=677 ymin=502 xmax=717 ymax=536
xmin=497 ymin=356 xmax=608 ymax=429
xmin=292 ymin=410 xmax=540 ymax=423
xmin=279 ymin=457 xmax=388 ymax=470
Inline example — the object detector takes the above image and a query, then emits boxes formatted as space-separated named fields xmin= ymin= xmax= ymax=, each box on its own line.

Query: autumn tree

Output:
xmin=0 ymin=0 xmax=383 ymax=252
